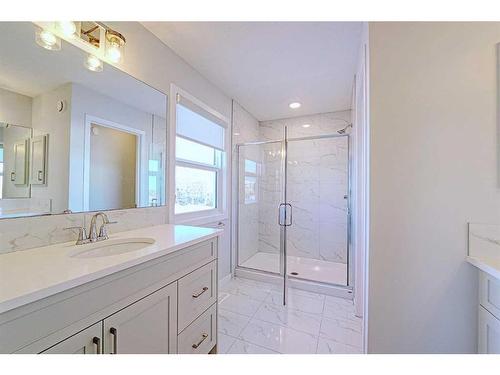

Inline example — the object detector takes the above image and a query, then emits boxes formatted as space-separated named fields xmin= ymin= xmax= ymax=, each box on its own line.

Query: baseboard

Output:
xmin=218 ymin=273 xmax=232 ymax=288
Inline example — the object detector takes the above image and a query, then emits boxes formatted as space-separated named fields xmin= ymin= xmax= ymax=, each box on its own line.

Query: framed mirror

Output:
xmin=0 ymin=22 xmax=167 ymax=219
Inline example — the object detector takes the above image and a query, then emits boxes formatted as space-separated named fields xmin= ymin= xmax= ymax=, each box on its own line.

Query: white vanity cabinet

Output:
xmin=102 ymin=283 xmax=177 ymax=354
xmin=41 ymin=322 xmax=102 ymax=354
xmin=0 ymin=236 xmax=218 ymax=354
xmin=478 ymin=272 xmax=500 ymax=353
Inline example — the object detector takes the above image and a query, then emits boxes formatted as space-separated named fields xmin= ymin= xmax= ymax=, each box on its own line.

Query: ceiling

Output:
xmin=143 ymin=22 xmax=363 ymax=121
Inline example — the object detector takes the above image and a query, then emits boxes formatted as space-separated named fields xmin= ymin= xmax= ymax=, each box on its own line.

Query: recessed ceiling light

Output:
xmin=302 ymin=124 xmax=311 ymax=128
xmin=289 ymin=102 xmax=301 ymax=109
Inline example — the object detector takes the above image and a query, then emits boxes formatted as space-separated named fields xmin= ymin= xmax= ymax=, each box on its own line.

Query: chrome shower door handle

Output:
xmin=278 ymin=203 xmax=292 ymax=226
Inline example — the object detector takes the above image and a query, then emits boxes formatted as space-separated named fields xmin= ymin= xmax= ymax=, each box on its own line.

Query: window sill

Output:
xmin=174 ymin=211 xmax=228 ymax=226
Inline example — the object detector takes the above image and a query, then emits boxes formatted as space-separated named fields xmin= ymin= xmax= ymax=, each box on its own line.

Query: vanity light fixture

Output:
xmin=84 ymin=54 xmax=103 ymax=72
xmin=56 ymin=21 xmax=77 ymax=38
xmin=33 ymin=22 xmax=127 ymax=66
xmin=105 ymin=29 xmax=126 ymax=63
xmin=289 ymin=102 xmax=301 ymax=109
xmin=35 ymin=27 xmax=61 ymax=51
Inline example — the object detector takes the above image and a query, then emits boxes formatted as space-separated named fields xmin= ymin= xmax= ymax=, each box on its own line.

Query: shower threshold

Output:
xmin=239 ymin=252 xmax=347 ymax=286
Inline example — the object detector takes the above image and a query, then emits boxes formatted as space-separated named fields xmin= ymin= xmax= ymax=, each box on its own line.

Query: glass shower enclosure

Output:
xmin=235 ymin=127 xmax=351 ymax=304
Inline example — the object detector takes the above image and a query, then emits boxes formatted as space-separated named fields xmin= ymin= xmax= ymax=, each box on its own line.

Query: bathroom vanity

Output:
xmin=0 ymin=224 xmax=220 ymax=354
xmin=466 ymin=223 xmax=500 ymax=353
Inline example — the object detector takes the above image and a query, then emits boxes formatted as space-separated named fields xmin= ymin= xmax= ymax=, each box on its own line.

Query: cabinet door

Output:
xmin=103 ymin=283 xmax=177 ymax=354
xmin=478 ymin=306 xmax=500 ymax=354
xmin=41 ymin=322 xmax=102 ymax=354
xmin=12 ymin=139 xmax=28 ymax=186
xmin=30 ymin=134 xmax=48 ymax=185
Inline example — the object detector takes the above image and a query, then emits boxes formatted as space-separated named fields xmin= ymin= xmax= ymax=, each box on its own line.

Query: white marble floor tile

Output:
xmin=239 ymin=318 xmax=318 ymax=354
xmin=218 ymin=308 xmax=252 ymax=337
xmin=323 ymin=295 xmax=357 ymax=320
xmin=286 ymin=287 xmax=327 ymax=301
xmin=219 ymin=278 xmax=272 ymax=301
xmin=253 ymin=302 xmax=322 ymax=336
xmin=218 ymin=293 xmax=263 ymax=317
xmin=218 ymin=333 xmax=237 ymax=354
xmin=319 ymin=316 xmax=363 ymax=347
xmin=266 ymin=291 xmax=325 ymax=314
xmin=316 ymin=337 xmax=362 ymax=354
xmin=227 ymin=339 xmax=279 ymax=354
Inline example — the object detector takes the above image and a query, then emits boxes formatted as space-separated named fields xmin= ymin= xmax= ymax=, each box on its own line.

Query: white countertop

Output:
xmin=466 ymin=255 xmax=500 ymax=281
xmin=0 ymin=224 xmax=221 ymax=314
xmin=467 ymin=223 xmax=500 ymax=281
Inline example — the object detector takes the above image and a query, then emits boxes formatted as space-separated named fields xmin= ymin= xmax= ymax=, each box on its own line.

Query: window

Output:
xmin=174 ymin=95 xmax=226 ymax=216
xmin=244 ymin=159 xmax=258 ymax=204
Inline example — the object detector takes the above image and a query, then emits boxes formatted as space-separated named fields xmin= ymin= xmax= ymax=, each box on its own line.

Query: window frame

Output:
xmin=169 ymin=84 xmax=229 ymax=224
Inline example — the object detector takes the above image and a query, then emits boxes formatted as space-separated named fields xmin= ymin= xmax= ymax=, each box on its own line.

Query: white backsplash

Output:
xmin=468 ymin=222 xmax=500 ymax=259
xmin=0 ymin=206 xmax=168 ymax=254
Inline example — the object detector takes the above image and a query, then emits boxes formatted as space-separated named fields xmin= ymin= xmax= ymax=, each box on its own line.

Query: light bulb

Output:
xmin=302 ymin=124 xmax=311 ymax=128
xmin=35 ymin=28 xmax=61 ymax=51
xmin=57 ymin=21 xmax=77 ymax=38
xmin=106 ymin=43 xmax=122 ymax=63
xmin=289 ymin=102 xmax=301 ymax=109
xmin=84 ymin=54 xmax=103 ymax=72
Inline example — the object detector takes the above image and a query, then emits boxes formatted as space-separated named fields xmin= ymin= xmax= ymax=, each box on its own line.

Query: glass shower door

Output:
xmin=285 ymin=134 xmax=349 ymax=286
xmin=236 ymin=141 xmax=283 ymax=276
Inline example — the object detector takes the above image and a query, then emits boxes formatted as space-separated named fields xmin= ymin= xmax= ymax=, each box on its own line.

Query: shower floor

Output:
xmin=239 ymin=252 xmax=347 ymax=286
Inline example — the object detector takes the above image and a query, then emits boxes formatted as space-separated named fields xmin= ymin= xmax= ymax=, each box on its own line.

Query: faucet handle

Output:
xmin=64 ymin=226 xmax=88 ymax=245
xmin=98 ymin=221 xmax=117 ymax=240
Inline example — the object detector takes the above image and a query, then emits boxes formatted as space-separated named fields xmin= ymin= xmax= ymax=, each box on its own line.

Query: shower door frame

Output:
xmin=234 ymin=131 xmax=353 ymax=296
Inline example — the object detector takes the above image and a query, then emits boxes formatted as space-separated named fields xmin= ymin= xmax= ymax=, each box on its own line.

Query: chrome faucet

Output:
xmin=64 ymin=212 xmax=117 ymax=245
xmin=89 ymin=212 xmax=116 ymax=242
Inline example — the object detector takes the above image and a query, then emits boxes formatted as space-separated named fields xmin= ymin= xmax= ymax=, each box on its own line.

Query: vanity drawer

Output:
xmin=478 ymin=305 xmax=500 ymax=354
xmin=177 ymin=261 xmax=217 ymax=333
xmin=178 ymin=303 xmax=216 ymax=354
xmin=480 ymin=272 xmax=500 ymax=320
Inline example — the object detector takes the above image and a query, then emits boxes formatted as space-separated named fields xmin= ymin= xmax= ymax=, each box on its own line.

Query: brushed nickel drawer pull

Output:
xmin=110 ymin=327 xmax=117 ymax=354
xmin=92 ymin=336 xmax=101 ymax=354
xmin=192 ymin=333 xmax=208 ymax=349
xmin=192 ymin=286 xmax=209 ymax=298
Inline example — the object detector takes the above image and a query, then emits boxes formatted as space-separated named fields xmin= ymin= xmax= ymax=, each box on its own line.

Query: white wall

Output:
xmin=0 ymin=87 xmax=32 ymax=127
xmin=367 ymin=22 xmax=500 ymax=353
xmin=31 ymin=83 xmax=72 ymax=214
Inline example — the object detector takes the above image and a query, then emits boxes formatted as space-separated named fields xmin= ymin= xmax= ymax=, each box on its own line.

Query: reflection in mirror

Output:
xmin=0 ymin=22 xmax=167 ymax=218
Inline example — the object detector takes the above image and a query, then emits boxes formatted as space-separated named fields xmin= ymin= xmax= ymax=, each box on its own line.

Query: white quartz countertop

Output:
xmin=0 ymin=224 xmax=221 ymax=314
xmin=466 ymin=255 xmax=500 ymax=281
xmin=466 ymin=223 xmax=500 ymax=281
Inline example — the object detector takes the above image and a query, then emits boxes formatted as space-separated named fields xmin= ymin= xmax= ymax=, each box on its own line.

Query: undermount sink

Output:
xmin=68 ymin=237 xmax=156 ymax=259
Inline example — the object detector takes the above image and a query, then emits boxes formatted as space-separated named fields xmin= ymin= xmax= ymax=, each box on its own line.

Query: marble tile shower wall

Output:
xmin=258 ymin=111 xmax=350 ymax=263
xmin=233 ymin=102 xmax=261 ymax=264
xmin=0 ymin=206 xmax=168 ymax=254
